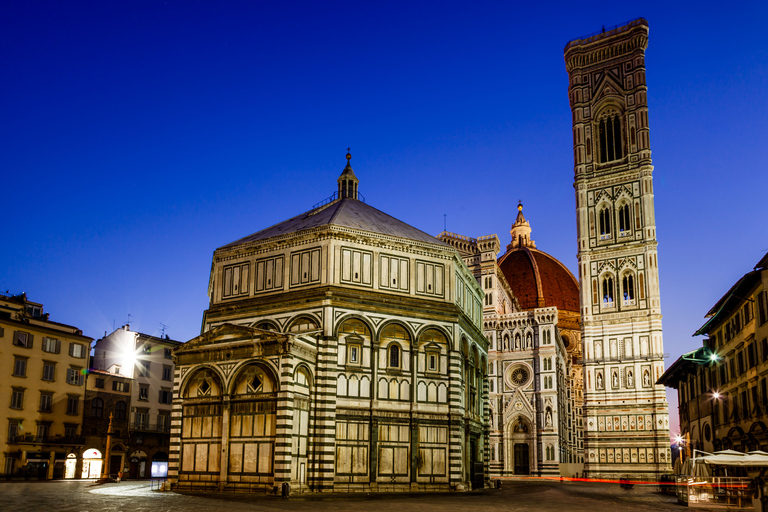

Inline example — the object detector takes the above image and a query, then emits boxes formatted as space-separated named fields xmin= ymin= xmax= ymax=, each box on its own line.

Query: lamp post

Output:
xmin=101 ymin=413 xmax=113 ymax=481
xmin=675 ymin=434 xmax=685 ymax=463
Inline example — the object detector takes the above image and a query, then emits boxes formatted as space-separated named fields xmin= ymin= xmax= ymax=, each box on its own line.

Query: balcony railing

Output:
xmin=9 ymin=435 xmax=85 ymax=445
xmin=130 ymin=422 xmax=171 ymax=433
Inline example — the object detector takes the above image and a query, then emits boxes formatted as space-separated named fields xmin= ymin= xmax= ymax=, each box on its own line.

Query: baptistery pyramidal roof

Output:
xmin=218 ymin=152 xmax=449 ymax=250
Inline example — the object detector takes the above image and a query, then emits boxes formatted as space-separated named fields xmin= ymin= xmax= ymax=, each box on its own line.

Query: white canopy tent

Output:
xmin=695 ymin=450 xmax=768 ymax=468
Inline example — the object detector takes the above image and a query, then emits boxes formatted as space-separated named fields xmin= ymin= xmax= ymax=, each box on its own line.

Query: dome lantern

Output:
xmin=508 ymin=200 xmax=536 ymax=250
xmin=337 ymin=148 xmax=359 ymax=200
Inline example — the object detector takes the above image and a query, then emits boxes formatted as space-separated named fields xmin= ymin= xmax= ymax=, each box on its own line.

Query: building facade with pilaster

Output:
xmin=0 ymin=293 xmax=92 ymax=479
xmin=168 ymin=153 xmax=489 ymax=493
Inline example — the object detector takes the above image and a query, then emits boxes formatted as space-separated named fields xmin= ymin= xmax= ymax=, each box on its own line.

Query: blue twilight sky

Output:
xmin=2 ymin=1 xmax=767 ymax=436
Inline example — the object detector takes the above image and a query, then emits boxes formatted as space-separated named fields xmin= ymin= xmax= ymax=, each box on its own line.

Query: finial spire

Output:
xmin=338 ymin=148 xmax=359 ymax=200
xmin=507 ymin=199 xmax=536 ymax=251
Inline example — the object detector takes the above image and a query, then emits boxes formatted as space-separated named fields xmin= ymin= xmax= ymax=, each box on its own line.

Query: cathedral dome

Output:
xmin=497 ymin=203 xmax=579 ymax=313
xmin=498 ymin=247 xmax=580 ymax=312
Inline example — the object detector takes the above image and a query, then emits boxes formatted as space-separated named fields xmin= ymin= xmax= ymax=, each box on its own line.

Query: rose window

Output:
xmin=505 ymin=364 xmax=531 ymax=388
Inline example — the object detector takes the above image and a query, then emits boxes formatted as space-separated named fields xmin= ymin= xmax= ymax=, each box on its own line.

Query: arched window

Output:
xmin=115 ymin=400 xmax=127 ymax=420
xmin=389 ymin=344 xmax=400 ymax=368
xmin=623 ymin=274 xmax=635 ymax=303
xmin=288 ymin=316 xmax=319 ymax=333
xmin=599 ymin=207 xmax=611 ymax=238
xmin=618 ymin=204 xmax=631 ymax=233
xmin=381 ymin=323 xmax=409 ymax=370
xmin=602 ymin=276 xmax=614 ymax=305
xmin=90 ymin=397 xmax=103 ymax=418
xmin=598 ymin=113 xmax=623 ymax=163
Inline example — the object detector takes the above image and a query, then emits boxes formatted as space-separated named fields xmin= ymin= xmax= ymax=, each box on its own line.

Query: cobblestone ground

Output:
xmin=0 ymin=479 xmax=689 ymax=512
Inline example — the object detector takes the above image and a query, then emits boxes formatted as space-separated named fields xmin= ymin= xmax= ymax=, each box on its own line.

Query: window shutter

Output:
xmin=69 ymin=343 xmax=74 ymax=356
xmin=28 ymin=334 xmax=33 ymax=348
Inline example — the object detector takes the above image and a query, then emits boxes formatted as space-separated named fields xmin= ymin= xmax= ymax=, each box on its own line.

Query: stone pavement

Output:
xmin=0 ymin=478 xmax=691 ymax=512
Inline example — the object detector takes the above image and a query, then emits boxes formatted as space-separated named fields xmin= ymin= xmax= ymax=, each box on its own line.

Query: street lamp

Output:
xmin=675 ymin=433 xmax=691 ymax=462
xmin=682 ymin=350 xmax=720 ymax=364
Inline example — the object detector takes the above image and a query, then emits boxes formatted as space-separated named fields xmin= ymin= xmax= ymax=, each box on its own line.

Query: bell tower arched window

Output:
xmin=618 ymin=204 xmax=631 ymax=234
xmin=598 ymin=113 xmax=623 ymax=163
xmin=602 ymin=276 xmax=614 ymax=306
xmin=623 ymin=274 xmax=635 ymax=304
xmin=599 ymin=207 xmax=611 ymax=239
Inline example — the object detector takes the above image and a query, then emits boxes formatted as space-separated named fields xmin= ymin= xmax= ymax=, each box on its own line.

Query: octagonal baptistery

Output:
xmin=169 ymin=153 xmax=489 ymax=494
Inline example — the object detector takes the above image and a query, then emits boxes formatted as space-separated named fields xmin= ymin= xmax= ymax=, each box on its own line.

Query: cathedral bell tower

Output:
xmin=564 ymin=19 xmax=670 ymax=479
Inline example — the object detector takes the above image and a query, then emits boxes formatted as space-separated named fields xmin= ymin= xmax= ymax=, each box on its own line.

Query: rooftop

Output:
xmin=218 ymin=153 xmax=449 ymax=251
xmin=564 ymin=17 xmax=647 ymax=50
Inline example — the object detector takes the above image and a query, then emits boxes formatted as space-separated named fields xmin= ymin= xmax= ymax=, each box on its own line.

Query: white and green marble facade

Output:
xmin=168 ymin=192 xmax=489 ymax=493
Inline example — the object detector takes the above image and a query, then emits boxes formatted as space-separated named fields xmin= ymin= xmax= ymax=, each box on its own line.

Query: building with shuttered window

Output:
xmin=659 ymin=251 xmax=768 ymax=454
xmin=0 ymin=293 xmax=92 ymax=479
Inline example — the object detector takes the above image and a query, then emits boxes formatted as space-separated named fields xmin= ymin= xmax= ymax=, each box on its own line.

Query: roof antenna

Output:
xmin=443 ymin=214 xmax=447 ymax=232
xmin=127 ymin=313 xmax=132 ymax=329
xmin=160 ymin=323 xmax=168 ymax=338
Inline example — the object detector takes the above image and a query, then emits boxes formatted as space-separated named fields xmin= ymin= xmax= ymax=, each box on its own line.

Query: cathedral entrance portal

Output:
xmin=514 ymin=444 xmax=530 ymax=475
xmin=506 ymin=416 xmax=533 ymax=475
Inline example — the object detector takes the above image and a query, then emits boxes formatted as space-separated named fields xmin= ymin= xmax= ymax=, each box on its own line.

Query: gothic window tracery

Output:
xmin=618 ymin=203 xmax=631 ymax=234
xmin=599 ymin=207 xmax=611 ymax=239
xmin=602 ymin=276 xmax=615 ymax=306
xmin=598 ymin=112 xmax=623 ymax=163
xmin=622 ymin=274 xmax=635 ymax=304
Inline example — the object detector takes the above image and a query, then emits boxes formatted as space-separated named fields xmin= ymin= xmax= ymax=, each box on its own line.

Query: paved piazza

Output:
xmin=0 ymin=479 xmax=688 ymax=512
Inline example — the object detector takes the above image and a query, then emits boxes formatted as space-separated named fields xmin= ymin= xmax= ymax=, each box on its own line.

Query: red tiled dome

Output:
xmin=498 ymin=247 xmax=580 ymax=313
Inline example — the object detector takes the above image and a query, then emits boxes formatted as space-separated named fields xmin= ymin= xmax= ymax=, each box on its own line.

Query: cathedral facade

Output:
xmin=439 ymin=203 xmax=583 ymax=478
xmin=564 ymin=18 xmax=671 ymax=478
xmin=167 ymin=155 xmax=489 ymax=493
